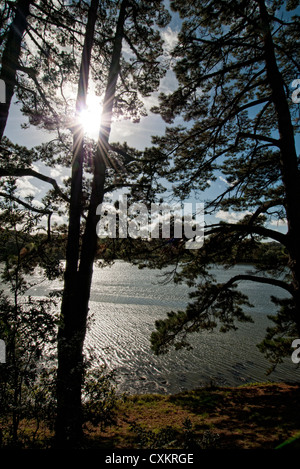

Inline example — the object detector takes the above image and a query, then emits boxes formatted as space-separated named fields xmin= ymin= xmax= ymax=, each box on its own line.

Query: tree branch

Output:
xmin=0 ymin=167 xmax=69 ymax=203
xmin=237 ymin=131 xmax=281 ymax=147
xmin=0 ymin=190 xmax=53 ymax=240
xmin=225 ymin=273 xmax=293 ymax=295
xmin=205 ymin=222 xmax=287 ymax=246
xmin=248 ymin=198 xmax=285 ymax=225
xmin=17 ymin=64 xmax=60 ymax=120
xmin=193 ymin=55 xmax=266 ymax=86
xmin=0 ymin=191 xmax=51 ymax=214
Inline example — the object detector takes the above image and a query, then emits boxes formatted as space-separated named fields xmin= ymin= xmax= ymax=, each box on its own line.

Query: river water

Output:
xmin=17 ymin=261 xmax=300 ymax=394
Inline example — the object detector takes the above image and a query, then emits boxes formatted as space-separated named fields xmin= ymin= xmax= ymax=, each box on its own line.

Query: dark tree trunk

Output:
xmin=55 ymin=0 xmax=99 ymax=447
xmin=0 ymin=0 xmax=32 ymax=140
xmin=257 ymin=0 xmax=300 ymax=332
xmin=55 ymin=0 xmax=128 ymax=447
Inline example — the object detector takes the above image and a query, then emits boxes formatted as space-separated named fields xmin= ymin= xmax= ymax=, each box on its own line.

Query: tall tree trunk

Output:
xmin=257 ymin=0 xmax=300 ymax=332
xmin=0 ymin=0 xmax=32 ymax=140
xmin=55 ymin=0 xmax=99 ymax=447
xmin=55 ymin=0 xmax=128 ymax=447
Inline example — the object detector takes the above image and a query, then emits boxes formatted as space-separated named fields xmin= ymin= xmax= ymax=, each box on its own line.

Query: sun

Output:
xmin=78 ymin=94 xmax=103 ymax=139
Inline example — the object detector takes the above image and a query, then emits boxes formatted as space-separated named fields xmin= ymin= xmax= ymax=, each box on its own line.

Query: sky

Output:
xmin=3 ymin=6 xmax=191 ymax=228
xmin=2 ymin=1 xmax=295 ymax=235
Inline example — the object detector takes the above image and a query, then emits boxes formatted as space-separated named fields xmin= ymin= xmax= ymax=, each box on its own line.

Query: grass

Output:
xmin=86 ymin=381 xmax=300 ymax=450
xmin=1 ymin=381 xmax=300 ymax=449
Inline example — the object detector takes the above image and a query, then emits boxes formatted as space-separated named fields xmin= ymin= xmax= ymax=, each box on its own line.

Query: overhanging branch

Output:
xmin=226 ymin=273 xmax=293 ymax=295
xmin=205 ymin=222 xmax=287 ymax=246
xmin=237 ymin=131 xmax=281 ymax=147
xmin=0 ymin=167 xmax=70 ymax=203
xmin=0 ymin=191 xmax=51 ymax=215
xmin=0 ymin=190 xmax=53 ymax=240
xmin=248 ymin=198 xmax=285 ymax=225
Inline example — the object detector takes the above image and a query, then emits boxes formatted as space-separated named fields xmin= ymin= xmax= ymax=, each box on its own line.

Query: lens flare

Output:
xmin=78 ymin=95 xmax=102 ymax=139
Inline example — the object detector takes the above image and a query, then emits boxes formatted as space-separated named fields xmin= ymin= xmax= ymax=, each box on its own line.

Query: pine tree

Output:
xmin=54 ymin=0 xmax=170 ymax=446
xmin=1 ymin=0 xmax=171 ymax=446
xmin=148 ymin=0 xmax=300 ymax=364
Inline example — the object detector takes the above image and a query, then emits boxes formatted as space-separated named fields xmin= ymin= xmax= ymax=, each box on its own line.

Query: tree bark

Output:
xmin=256 ymin=0 xmax=300 ymax=333
xmin=0 ymin=0 xmax=32 ymax=140
xmin=55 ymin=0 xmax=128 ymax=447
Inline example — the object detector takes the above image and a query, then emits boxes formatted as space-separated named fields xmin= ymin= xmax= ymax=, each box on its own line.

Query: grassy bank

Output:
xmin=87 ymin=381 xmax=300 ymax=450
xmin=2 ymin=382 xmax=300 ymax=449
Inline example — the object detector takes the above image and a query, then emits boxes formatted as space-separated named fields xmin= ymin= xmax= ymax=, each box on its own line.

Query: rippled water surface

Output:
xmin=25 ymin=261 xmax=300 ymax=394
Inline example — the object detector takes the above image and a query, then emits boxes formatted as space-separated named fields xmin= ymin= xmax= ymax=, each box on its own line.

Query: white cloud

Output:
xmin=31 ymin=200 xmax=45 ymax=209
xmin=161 ymin=26 xmax=179 ymax=55
xmin=159 ymin=70 xmax=179 ymax=95
xmin=215 ymin=209 xmax=252 ymax=224
xmin=50 ymin=168 xmax=62 ymax=178
xmin=270 ymin=218 xmax=287 ymax=227
xmin=111 ymin=121 xmax=135 ymax=139
xmin=16 ymin=177 xmax=40 ymax=198
xmin=51 ymin=213 xmax=66 ymax=225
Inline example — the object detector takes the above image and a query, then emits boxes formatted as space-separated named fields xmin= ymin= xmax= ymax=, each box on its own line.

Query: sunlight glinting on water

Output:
xmin=23 ymin=261 xmax=300 ymax=394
